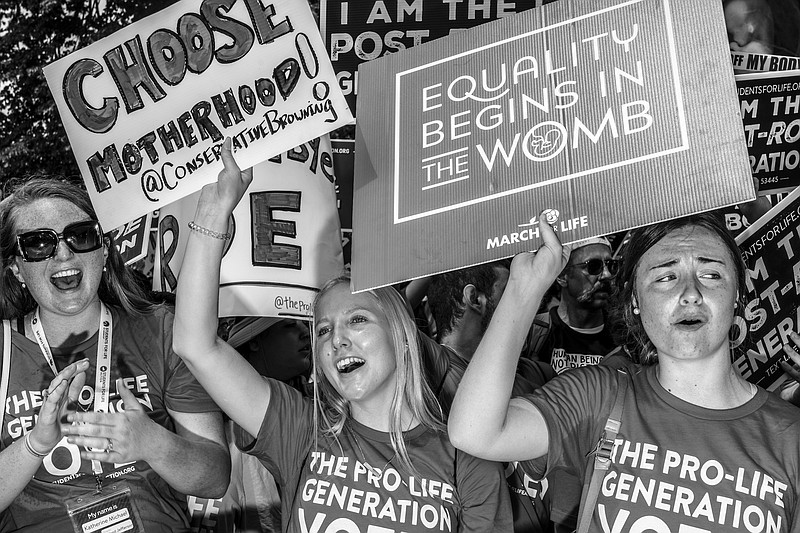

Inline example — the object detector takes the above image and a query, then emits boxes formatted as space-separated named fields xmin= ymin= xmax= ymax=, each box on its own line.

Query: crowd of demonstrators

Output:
xmin=423 ymin=261 xmax=555 ymax=533
xmin=172 ymin=139 xmax=513 ymax=533
xmin=448 ymin=211 xmax=800 ymax=530
xmin=188 ymin=317 xmax=313 ymax=533
xmin=523 ymin=238 xmax=619 ymax=374
xmin=0 ymin=178 xmax=230 ymax=532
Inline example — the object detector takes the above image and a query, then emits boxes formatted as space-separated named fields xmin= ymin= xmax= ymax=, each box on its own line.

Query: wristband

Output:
xmin=188 ymin=221 xmax=231 ymax=240
xmin=24 ymin=432 xmax=50 ymax=458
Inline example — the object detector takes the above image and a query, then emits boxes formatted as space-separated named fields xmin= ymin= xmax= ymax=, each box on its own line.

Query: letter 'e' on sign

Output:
xmin=352 ymin=0 xmax=755 ymax=292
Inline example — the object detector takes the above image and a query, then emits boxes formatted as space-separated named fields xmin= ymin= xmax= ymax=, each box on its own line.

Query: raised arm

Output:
xmin=173 ymin=139 xmax=268 ymax=437
xmin=448 ymin=212 xmax=568 ymax=461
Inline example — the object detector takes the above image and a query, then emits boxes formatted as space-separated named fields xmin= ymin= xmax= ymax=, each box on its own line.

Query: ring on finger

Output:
xmin=106 ymin=438 xmax=113 ymax=453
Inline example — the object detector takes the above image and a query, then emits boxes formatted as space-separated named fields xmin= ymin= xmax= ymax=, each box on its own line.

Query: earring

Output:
xmin=103 ymin=265 xmax=107 ymax=272
xmin=20 ymin=281 xmax=26 ymax=289
xmin=632 ymin=306 xmax=640 ymax=315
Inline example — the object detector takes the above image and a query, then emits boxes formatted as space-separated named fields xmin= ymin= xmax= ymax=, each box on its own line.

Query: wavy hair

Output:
xmin=311 ymin=275 xmax=445 ymax=475
xmin=0 ymin=177 xmax=157 ymax=319
xmin=609 ymin=211 xmax=748 ymax=365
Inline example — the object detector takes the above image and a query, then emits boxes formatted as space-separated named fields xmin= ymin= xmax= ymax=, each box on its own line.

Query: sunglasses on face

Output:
xmin=567 ymin=258 xmax=620 ymax=277
xmin=16 ymin=220 xmax=104 ymax=262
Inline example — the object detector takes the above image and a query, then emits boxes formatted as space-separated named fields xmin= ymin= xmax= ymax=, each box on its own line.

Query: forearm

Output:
xmin=143 ymin=422 xmax=230 ymax=498
xmin=0 ymin=437 xmax=51 ymax=510
xmin=173 ymin=197 xmax=229 ymax=363
xmin=448 ymin=278 xmax=548 ymax=454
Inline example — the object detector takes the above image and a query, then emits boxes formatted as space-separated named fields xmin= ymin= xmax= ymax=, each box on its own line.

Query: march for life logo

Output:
xmin=596 ymin=437 xmax=790 ymax=532
xmin=298 ymin=451 xmax=457 ymax=532
xmin=5 ymin=376 xmax=151 ymax=483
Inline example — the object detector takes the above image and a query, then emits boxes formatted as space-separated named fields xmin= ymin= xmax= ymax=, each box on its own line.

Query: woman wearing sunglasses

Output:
xmin=449 ymin=211 xmax=800 ymax=531
xmin=0 ymin=178 xmax=230 ymax=532
xmin=173 ymin=140 xmax=511 ymax=533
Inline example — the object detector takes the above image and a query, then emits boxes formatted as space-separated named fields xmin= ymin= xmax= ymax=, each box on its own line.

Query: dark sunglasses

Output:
xmin=567 ymin=258 xmax=620 ymax=277
xmin=16 ymin=220 xmax=104 ymax=262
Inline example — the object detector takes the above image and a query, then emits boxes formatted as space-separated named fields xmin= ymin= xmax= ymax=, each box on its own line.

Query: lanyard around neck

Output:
xmin=31 ymin=303 xmax=113 ymax=475
xmin=31 ymin=303 xmax=113 ymax=413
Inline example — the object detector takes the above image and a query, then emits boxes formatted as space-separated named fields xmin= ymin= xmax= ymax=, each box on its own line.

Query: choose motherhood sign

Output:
xmin=43 ymin=0 xmax=352 ymax=230
xmin=353 ymin=0 xmax=754 ymax=291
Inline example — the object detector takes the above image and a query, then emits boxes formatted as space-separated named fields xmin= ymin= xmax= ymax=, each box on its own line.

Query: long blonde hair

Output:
xmin=311 ymin=275 xmax=445 ymax=474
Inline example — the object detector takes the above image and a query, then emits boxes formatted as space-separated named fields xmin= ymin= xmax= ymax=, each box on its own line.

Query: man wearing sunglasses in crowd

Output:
xmin=523 ymin=236 xmax=619 ymax=375
xmin=518 ymin=236 xmax=621 ymax=533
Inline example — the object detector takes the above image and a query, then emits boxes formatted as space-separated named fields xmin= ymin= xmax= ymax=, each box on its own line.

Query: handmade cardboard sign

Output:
xmin=320 ymin=0 xmax=547 ymax=112
xmin=736 ymin=69 xmax=800 ymax=195
xmin=43 ymin=0 xmax=353 ymax=230
xmin=735 ymin=185 xmax=800 ymax=390
xmin=153 ymin=136 xmax=343 ymax=318
xmin=352 ymin=0 xmax=755 ymax=291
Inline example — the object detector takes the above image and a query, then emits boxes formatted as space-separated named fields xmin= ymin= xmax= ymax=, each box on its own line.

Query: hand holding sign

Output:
xmin=196 ymin=138 xmax=254 ymax=221
xmin=508 ymin=211 xmax=571 ymax=299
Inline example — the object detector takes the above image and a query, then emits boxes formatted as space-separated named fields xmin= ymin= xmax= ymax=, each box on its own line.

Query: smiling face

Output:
xmin=633 ymin=226 xmax=738 ymax=365
xmin=313 ymin=283 xmax=399 ymax=414
xmin=9 ymin=198 xmax=107 ymax=321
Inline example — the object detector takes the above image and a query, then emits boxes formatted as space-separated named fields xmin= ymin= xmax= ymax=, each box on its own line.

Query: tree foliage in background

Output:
xmin=0 ymin=0 xmax=320 ymax=185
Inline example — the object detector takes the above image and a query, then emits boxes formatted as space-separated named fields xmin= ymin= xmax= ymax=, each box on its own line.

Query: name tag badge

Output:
xmin=66 ymin=484 xmax=145 ymax=533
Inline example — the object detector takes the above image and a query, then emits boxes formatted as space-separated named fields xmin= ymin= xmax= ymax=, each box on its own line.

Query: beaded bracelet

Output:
xmin=24 ymin=432 xmax=49 ymax=458
xmin=188 ymin=221 xmax=231 ymax=240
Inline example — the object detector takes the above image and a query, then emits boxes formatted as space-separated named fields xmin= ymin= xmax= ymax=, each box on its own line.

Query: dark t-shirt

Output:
xmin=0 ymin=306 xmax=219 ymax=532
xmin=522 ymin=365 xmax=800 ymax=531
xmin=236 ymin=378 xmax=512 ymax=533
xmin=533 ymin=308 xmax=616 ymax=374
xmin=427 ymin=339 xmax=555 ymax=533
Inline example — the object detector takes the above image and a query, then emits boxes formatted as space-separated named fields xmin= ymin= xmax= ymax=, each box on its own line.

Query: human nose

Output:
xmin=331 ymin=325 xmax=349 ymax=350
xmin=679 ymin=276 xmax=703 ymax=305
xmin=53 ymin=237 xmax=75 ymax=260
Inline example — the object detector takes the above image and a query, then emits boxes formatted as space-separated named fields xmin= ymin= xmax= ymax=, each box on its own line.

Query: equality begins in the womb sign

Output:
xmin=43 ymin=0 xmax=353 ymax=230
xmin=352 ymin=0 xmax=755 ymax=291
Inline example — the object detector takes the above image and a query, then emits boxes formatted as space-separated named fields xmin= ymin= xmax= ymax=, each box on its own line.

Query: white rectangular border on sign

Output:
xmin=391 ymin=0 xmax=689 ymax=225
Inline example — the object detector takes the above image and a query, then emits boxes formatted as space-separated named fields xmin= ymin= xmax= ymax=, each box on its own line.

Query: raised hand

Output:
xmin=508 ymin=210 xmax=571 ymax=293
xmin=196 ymin=137 xmax=254 ymax=219
xmin=27 ymin=359 xmax=89 ymax=454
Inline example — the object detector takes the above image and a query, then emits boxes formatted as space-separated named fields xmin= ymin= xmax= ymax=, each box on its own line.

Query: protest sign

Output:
xmin=352 ymin=0 xmax=755 ymax=291
xmin=723 ymin=0 xmax=800 ymax=59
xmin=735 ymin=185 xmax=800 ymax=390
xmin=736 ymin=70 xmax=800 ymax=195
xmin=43 ymin=0 xmax=353 ymax=231
xmin=321 ymin=0 xmax=551 ymax=112
xmin=731 ymin=51 xmax=800 ymax=72
xmin=111 ymin=212 xmax=153 ymax=265
xmin=332 ymin=138 xmax=355 ymax=267
xmin=154 ymin=136 xmax=343 ymax=318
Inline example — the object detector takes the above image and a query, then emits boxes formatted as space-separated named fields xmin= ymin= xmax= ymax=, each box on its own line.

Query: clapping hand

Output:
xmin=27 ymin=359 xmax=89 ymax=454
xmin=63 ymin=378 xmax=157 ymax=464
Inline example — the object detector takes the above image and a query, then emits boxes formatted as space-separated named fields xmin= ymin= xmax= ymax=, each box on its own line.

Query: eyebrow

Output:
xmin=649 ymin=256 xmax=726 ymax=270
